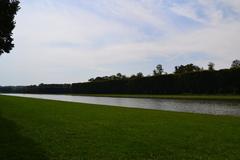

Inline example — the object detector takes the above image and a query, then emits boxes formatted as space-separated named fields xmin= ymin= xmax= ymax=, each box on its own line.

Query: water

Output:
xmin=2 ymin=94 xmax=240 ymax=116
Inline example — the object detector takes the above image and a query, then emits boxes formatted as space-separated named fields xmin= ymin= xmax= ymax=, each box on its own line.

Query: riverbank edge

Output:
xmin=1 ymin=93 xmax=240 ymax=101
xmin=1 ymin=94 xmax=239 ymax=118
xmin=71 ymin=94 xmax=240 ymax=101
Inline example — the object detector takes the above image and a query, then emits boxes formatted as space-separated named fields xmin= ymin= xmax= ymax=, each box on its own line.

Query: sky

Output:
xmin=0 ymin=0 xmax=240 ymax=86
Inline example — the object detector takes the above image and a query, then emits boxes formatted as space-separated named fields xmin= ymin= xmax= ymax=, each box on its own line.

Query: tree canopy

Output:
xmin=0 ymin=0 xmax=20 ymax=55
xmin=231 ymin=59 xmax=240 ymax=69
xmin=1 ymin=60 xmax=240 ymax=94
xmin=175 ymin=64 xmax=201 ymax=74
xmin=208 ymin=62 xmax=215 ymax=71
xmin=153 ymin=64 xmax=164 ymax=76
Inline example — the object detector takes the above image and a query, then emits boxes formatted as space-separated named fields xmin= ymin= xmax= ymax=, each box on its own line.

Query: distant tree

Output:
xmin=153 ymin=64 xmax=164 ymax=76
xmin=94 ymin=77 xmax=105 ymax=82
xmin=231 ymin=59 xmax=240 ymax=69
xmin=122 ymin=75 xmax=127 ymax=79
xmin=130 ymin=74 xmax=137 ymax=79
xmin=208 ymin=62 xmax=215 ymax=71
xmin=88 ymin=78 xmax=95 ymax=82
xmin=116 ymin=73 xmax=122 ymax=78
xmin=115 ymin=73 xmax=126 ymax=79
xmin=136 ymin=72 xmax=144 ymax=78
xmin=175 ymin=64 xmax=201 ymax=74
xmin=109 ymin=75 xmax=118 ymax=80
xmin=103 ymin=76 xmax=110 ymax=80
xmin=0 ymin=0 xmax=20 ymax=55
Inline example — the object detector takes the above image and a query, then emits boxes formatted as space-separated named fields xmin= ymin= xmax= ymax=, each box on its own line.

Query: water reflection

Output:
xmin=3 ymin=94 xmax=240 ymax=116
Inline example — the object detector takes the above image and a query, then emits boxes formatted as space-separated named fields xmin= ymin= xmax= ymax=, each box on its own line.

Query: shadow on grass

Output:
xmin=0 ymin=113 xmax=49 ymax=160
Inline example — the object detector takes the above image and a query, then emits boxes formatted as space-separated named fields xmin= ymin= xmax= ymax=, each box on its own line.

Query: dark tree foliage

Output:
xmin=136 ymin=72 xmax=144 ymax=78
xmin=153 ymin=64 xmax=163 ymax=76
xmin=175 ymin=64 xmax=201 ymax=74
xmin=88 ymin=73 xmax=127 ymax=82
xmin=0 ymin=84 xmax=72 ymax=94
xmin=1 ymin=69 xmax=240 ymax=94
xmin=208 ymin=62 xmax=215 ymax=71
xmin=71 ymin=69 xmax=240 ymax=94
xmin=0 ymin=0 xmax=20 ymax=55
xmin=231 ymin=59 xmax=240 ymax=69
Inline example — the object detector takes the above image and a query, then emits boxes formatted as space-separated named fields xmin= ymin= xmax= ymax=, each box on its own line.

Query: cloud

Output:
xmin=0 ymin=0 xmax=239 ymax=85
xmin=170 ymin=3 xmax=205 ymax=23
xmin=86 ymin=20 xmax=240 ymax=66
xmin=78 ymin=0 xmax=166 ymax=28
xmin=218 ymin=0 xmax=240 ymax=13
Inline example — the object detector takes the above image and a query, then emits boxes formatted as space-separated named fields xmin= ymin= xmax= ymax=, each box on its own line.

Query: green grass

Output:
xmin=74 ymin=94 xmax=240 ymax=101
xmin=0 ymin=95 xmax=240 ymax=160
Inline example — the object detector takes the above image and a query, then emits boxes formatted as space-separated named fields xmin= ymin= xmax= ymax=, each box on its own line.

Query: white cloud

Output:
xmin=40 ymin=20 xmax=240 ymax=70
xmin=0 ymin=0 xmax=240 ymax=85
xmin=219 ymin=0 xmax=240 ymax=13
xmin=86 ymin=0 xmax=166 ymax=28
xmin=170 ymin=3 xmax=205 ymax=23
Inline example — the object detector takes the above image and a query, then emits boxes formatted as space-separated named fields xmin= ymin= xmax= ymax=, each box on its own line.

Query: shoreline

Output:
xmin=72 ymin=94 xmax=240 ymax=101
xmin=2 ymin=93 xmax=240 ymax=101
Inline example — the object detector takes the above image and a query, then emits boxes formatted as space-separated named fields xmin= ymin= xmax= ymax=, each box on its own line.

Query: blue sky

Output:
xmin=0 ymin=0 xmax=240 ymax=85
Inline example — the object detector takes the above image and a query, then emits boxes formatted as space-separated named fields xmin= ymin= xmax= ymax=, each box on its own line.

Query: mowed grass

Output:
xmin=0 ymin=95 xmax=240 ymax=160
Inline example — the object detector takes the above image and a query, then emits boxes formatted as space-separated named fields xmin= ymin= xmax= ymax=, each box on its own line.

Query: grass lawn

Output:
xmin=0 ymin=95 xmax=240 ymax=160
xmin=74 ymin=94 xmax=240 ymax=101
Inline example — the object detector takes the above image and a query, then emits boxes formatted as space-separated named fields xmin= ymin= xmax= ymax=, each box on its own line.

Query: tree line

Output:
xmin=87 ymin=60 xmax=240 ymax=82
xmin=1 ymin=60 xmax=240 ymax=94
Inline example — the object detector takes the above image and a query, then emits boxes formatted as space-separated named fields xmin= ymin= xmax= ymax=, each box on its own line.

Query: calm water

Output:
xmin=2 ymin=93 xmax=240 ymax=116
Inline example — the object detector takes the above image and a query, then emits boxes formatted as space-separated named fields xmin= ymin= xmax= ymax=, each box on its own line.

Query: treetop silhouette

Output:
xmin=0 ymin=0 xmax=20 ymax=55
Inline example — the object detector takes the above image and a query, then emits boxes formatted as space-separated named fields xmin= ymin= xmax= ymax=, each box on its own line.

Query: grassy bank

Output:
xmin=74 ymin=94 xmax=240 ymax=101
xmin=0 ymin=95 xmax=240 ymax=160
